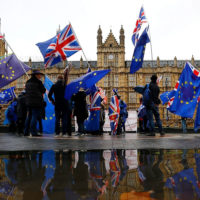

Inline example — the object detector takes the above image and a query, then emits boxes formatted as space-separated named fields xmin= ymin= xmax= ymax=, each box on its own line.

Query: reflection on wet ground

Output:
xmin=0 ymin=150 xmax=200 ymax=200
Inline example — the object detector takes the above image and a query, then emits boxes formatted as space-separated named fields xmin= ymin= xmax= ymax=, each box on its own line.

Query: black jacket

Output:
xmin=149 ymin=81 xmax=161 ymax=105
xmin=48 ymin=80 xmax=71 ymax=111
xmin=17 ymin=91 xmax=27 ymax=119
xmin=25 ymin=76 xmax=46 ymax=108
xmin=72 ymin=91 xmax=88 ymax=120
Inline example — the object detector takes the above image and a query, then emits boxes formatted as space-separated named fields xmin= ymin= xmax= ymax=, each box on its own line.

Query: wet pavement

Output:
xmin=1 ymin=149 xmax=200 ymax=200
xmin=0 ymin=132 xmax=200 ymax=151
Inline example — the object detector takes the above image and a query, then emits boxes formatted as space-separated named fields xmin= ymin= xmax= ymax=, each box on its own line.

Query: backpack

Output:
xmin=142 ymin=84 xmax=152 ymax=106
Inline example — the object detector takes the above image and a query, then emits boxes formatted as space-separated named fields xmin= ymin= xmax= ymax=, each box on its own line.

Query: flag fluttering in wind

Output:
xmin=167 ymin=62 xmax=200 ymax=118
xmin=64 ymin=69 xmax=111 ymax=100
xmin=132 ymin=6 xmax=147 ymax=46
xmin=130 ymin=27 xmax=150 ymax=74
xmin=42 ymin=76 xmax=55 ymax=134
xmin=36 ymin=23 xmax=81 ymax=68
xmin=160 ymin=90 xmax=176 ymax=105
xmin=0 ymin=54 xmax=31 ymax=88
xmin=0 ymin=87 xmax=16 ymax=104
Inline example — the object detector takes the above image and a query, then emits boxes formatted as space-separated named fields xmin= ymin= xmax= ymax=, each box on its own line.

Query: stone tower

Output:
xmin=0 ymin=34 xmax=7 ymax=57
xmin=97 ymin=26 xmax=126 ymax=102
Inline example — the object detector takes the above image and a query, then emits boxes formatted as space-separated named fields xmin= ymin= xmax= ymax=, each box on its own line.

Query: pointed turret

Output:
xmin=120 ymin=25 xmax=124 ymax=47
xmin=97 ymin=25 xmax=102 ymax=46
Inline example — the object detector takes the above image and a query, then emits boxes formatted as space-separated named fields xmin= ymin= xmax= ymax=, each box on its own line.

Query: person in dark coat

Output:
xmin=146 ymin=74 xmax=164 ymax=136
xmin=72 ymin=89 xmax=88 ymax=135
xmin=48 ymin=75 xmax=72 ymax=137
xmin=17 ymin=91 xmax=27 ymax=135
xmin=6 ymin=98 xmax=18 ymax=133
xmin=24 ymin=70 xmax=46 ymax=136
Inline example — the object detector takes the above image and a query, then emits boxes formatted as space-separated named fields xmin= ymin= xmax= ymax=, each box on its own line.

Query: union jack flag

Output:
xmin=109 ymin=95 xmax=120 ymax=135
xmin=36 ymin=23 xmax=82 ymax=68
xmin=109 ymin=150 xmax=121 ymax=187
xmin=132 ymin=6 xmax=148 ymax=46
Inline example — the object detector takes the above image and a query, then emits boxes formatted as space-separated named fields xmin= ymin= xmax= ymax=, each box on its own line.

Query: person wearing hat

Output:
xmin=145 ymin=74 xmax=164 ymax=136
xmin=24 ymin=70 xmax=46 ymax=136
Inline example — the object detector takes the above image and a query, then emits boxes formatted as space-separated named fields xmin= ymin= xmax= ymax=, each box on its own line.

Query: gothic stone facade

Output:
xmin=0 ymin=27 xmax=200 ymax=128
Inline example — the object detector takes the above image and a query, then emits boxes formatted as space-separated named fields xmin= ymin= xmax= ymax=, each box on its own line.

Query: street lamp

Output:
xmin=165 ymin=77 xmax=169 ymax=126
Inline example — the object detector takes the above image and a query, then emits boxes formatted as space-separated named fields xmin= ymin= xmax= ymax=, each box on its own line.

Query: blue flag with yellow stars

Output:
xmin=65 ymin=69 xmax=110 ymax=100
xmin=165 ymin=168 xmax=200 ymax=199
xmin=0 ymin=87 xmax=16 ymax=104
xmin=168 ymin=62 xmax=200 ymax=118
xmin=0 ymin=54 xmax=31 ymax=88
xmin=130 ymin=27 xmax=150 ymax=74
xmin=42 ymin=76 xmax=55 ymax=134
xmin=160 ymin=90 xmax=176 ymax=105
xmin=194 ymin=99 xmax=200 ymax=132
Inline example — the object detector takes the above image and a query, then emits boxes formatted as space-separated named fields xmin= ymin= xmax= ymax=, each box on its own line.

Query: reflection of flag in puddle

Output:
xmin=110 ymin=150 xmax=121 ymax=187
xmin=0 ymin=182 xmax=14 ymax=196
xmin=165 ymin=168 xmax=200 ymax=199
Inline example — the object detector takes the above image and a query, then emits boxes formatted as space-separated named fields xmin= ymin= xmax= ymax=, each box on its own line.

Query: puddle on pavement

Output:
xmin=0 ymin=149 xmax=200 ymax=200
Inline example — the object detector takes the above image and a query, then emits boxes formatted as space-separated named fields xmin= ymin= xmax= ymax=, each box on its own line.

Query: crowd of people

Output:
xmin=4 ymin=68 xmax=129 ymax=137
xmin=3 ymin=68 xmax=171 ymax=137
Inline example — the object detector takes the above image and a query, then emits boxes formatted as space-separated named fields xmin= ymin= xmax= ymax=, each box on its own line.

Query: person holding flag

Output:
xmin=109 ymin=89 xmax=120 ymax=136
xmin=84 ymin=86 xmax=103 ymax=135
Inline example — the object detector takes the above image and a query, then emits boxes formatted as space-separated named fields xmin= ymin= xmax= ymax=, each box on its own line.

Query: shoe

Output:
xmin=62 ymin=135 xmax=69 ymax=138
xmin=146 ymin=133 xmax=156 ymax=136
xmin=54 ymin=135 xmax=60 ymax=138
xmin=160 ymin=131 xmax=165 ymax=136
xmin=33 ymin=134 xmax=42 ymax=137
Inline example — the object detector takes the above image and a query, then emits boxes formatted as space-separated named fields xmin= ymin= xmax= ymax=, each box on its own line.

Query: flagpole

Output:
xmin=142 ymin=5 xmax=154 ymax=67
xmin=3 ymin=38 xmax=30 ymax=78
xmin=70 ymin=22 xmax=91 ymax=68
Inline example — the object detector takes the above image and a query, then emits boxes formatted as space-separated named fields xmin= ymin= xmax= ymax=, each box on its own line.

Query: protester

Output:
xmin=17 ymin=91 xmax=27 ymax=135
xmin=118 ymin=100 xmax=128 ymax=134
xmin=24 ymin=70 xmax=46 ymax=137
xmin=5 ymin=98 xmax=18 ymax=133
xmin=84 ymin=87 xmax=103 ymax=135
xmin=109 ymin=89 xmax=120 ymax=136
xmin=181 ymin=117 xmax=187 ymax=133
xmin=48 ymin=75 xmax=72 ymax=137
xmin=145 ymin=74 xmax=164 ymax=136
xmin=137 ymin=97 xmax=148 ymax=134
xmin=100 ymin=100 xmax=106 ymax=134
xmin=72 ymin=89 xmax=88 ymax=136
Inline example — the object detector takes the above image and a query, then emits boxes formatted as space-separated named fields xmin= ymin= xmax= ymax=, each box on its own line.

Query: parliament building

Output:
xmin=0 ymin=26 xmax=200 ymax=128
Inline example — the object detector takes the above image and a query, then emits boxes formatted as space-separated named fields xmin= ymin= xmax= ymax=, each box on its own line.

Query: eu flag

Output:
xmin=0 ymin=87 xmax=16 ymax=104
xmin=65 ymin=69 xmax=110 ymax=100
xmin=160 ymin=90 xmax=176 ymax=105
xmin=194 ymin=98 xmax=200 ymax=132
xmin=130 ymin=27 xmax=150 ymax=74
xmin=42 ymin=76 xmax=55 ymax=134
xmin=168 ymin=62 xmax=200 ymax=118
xmin=0 ymin=54 xmax=31 ymax=88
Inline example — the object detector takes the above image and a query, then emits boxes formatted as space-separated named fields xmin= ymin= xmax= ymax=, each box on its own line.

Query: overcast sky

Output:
xmin=1 ymin=0 xmax=200 ymax=62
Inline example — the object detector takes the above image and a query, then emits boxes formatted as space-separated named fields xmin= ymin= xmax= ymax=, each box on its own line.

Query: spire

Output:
xmin=120 ymin=25 xmax=124 ymax=47
xmin=174 ymin=56 xmax=177 ymax=67
xmin=97 ymin=25 xmax=102 ymax=46
xmin=56 ymin=24 xmax=61 ymax=35
xmin=191 ymin=55 xmax=195 ymax=66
